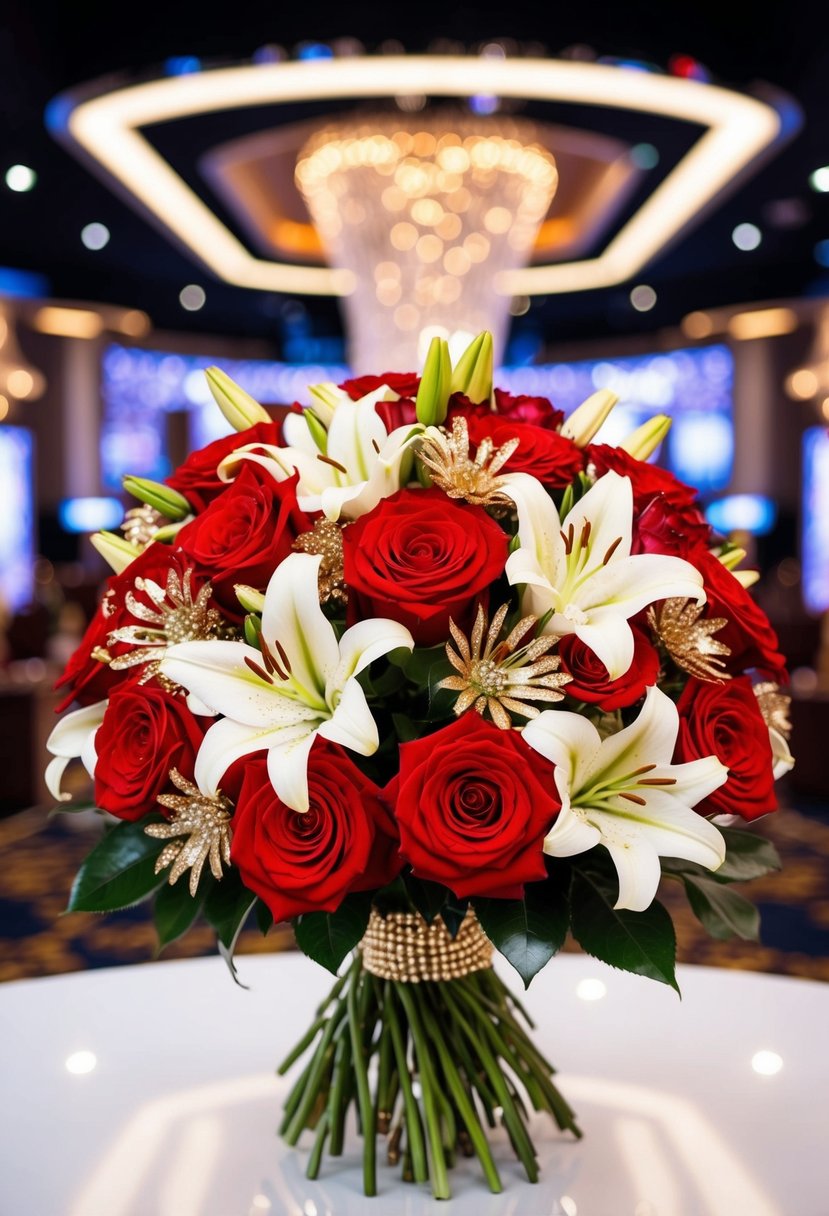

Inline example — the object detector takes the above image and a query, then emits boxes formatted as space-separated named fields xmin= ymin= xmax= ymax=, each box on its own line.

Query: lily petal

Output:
xmin=560 ymin=469 xmax=633 ymax=568
xmin=260 ymin=554 xmax=339 ymax=706
xmin=542 ymin=803 xmax=602 ymax=857
xmin=194 ymin=716 xmax=313 ymax=799
xmin=501 ymin=472 xmax=566 ymax=587
xmin=603 ymin=836 xmax=662 ymax=912
xmin=317 ymin=677 xmax=379 ymax=756
xmin=266 ymin=728 xmax=319 ymax=813
xmin=333 ymin=617 xmax=414 ymax=688
xmin=570 ymin=614 xmax=636 ymax=682
xmin=522 ymin=709 xmax=602 ymax=804
xmin=582 ymin=553 xmax=705 ymax=617
xmin=161 ymin=639 xmax=321 ymax=728
xmin=326 ymin=390 xmax=391 ymax=482
xmin=45 ymin=700 xmax=107 ymax=801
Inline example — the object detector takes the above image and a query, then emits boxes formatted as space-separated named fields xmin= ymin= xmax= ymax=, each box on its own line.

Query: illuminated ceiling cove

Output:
xmin=51 ymin=56 xmax=796 ymax=299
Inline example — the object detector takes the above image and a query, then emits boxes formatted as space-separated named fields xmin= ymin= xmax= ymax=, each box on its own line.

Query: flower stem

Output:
xmin=347 ymin=965 xmax=377 ymax=1196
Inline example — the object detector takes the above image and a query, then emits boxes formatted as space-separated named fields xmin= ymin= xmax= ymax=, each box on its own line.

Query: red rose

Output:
xmin=177 ymin=465 xmax=307 ymax=619
xmin=589 ymin=445 xmax=699 ymax=510
xmin=339 ymin=371 xmax=420 ymax=401
xmin=166 ymin=420 xmax=283 ymax=512
xmin=338 ymin=373 xmax=419 ymax=431
xmin=466 ymin=415 xmax=584 ymax=488
xmin=94 ymin=684 xmax=206 ymax=820
xmin=55 ymin=546 xmax=218 ymax=711
xmin=389 ymin=713 xmax=560 ymax=899
xmin=449 ymin=389 xmax=563 ymax=430
xmin=631 ymin=495 xmax=711 ymax=558
xmin=494 ymin=388 xmax=564 ymax=430
xmin=342 ymin=488 xmax=507 ymax=646
xmin=674 ymin=677 xmax=777 ymax=821
xmin=558 ymin=627 xmax=660 ymax=710
xmin=230 ymin=744 xmax=399 ymax=922
xmin=688 ymin=546 xmax=787 ymax=679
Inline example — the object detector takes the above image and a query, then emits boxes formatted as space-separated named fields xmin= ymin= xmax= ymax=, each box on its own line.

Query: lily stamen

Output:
xmin=637 ymin=777 xmax=678 ymax=786
xmin=317 ymin=453 xmax=349 ymax=475
xmin=602 ymin=536 xmax=623 ymax=565
xmin=274 ymin=638 xmax=292 ymax=675
xmin=244 ymin=655 xmax=274 ymax=684
xmin=619 ymin=793 xmax=648 ymax=805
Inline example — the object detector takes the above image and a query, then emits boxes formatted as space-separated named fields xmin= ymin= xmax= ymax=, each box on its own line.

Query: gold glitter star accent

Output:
xmin=121 ymin=503 xmax=163 ymax=547
xmin=292 ymin=518 xmax=347 ymax=606
xmin=439 ymin=602 xmax=572 ymax=729
xmin=418 ymin=416 xmax=518 ymax=508
xmin=145 ymin=769 xmax=233 ymax=896
xmin=647 ymin=597 xmax=731 ymax=682
xmin=107 ymin=566 xmax=228 ymax=688
xmin=754 ymin=682 xmax=792 ymax=738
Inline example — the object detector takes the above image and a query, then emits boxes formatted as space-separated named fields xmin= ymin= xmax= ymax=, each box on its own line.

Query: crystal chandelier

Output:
xmin=296 ymin=115 xmax=557 ymax=369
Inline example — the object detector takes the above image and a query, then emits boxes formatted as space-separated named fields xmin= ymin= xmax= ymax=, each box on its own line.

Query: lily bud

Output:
xmin=303 ymin=409 xmax=329 ymax=453
xmin=122 ymin=475 xmax=190 ymax=520
xmin=620 ymin=414 xmax=671 ymax=461
xmin=415 ymin=336 xmax=452 ymax=427
xmin=152 ymin=519 xmax=191 ymax=543
xmin=715 ymin=547 xmax=760 ymax=588
xmin=90 ymin=530 xmax=142 ymax=574
xmin=717 ymin=546 xmax=747 ymax=571
xmin=205 ymin=367 xmax=271 ymax=431
xmin=308 ymin=382 xmax=348 ymax=427
xmin=450 ymin=331 xmax=494 ymax=405
xmin=560 ymin=389 xmax=618 ymax=447
xmin=235 ymin=584 xmax=267 ymax=614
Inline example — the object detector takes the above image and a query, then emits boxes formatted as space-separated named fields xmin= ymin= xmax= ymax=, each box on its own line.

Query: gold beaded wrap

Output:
xmin=360 ymin=908 xmax=493 ymax=983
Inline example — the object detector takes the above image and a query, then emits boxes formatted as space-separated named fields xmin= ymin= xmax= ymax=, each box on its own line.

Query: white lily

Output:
xmin=522 ymin=687 xmax=728 ymax=911
xmin=503 ymin=469 xmax=706 ymax=679
xmin=159 ymin=553 xmax=413 ymax=812
xmin=45 ymin=700 xmax=107 ymax=801
xmin=217 ymin=384 xmax=422 ymax=521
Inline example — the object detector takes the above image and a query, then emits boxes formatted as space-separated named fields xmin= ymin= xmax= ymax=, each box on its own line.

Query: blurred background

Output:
xmin=1 ymin=0 xmax=828 ymax=981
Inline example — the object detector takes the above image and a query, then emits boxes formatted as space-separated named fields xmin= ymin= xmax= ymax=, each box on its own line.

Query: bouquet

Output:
xmin=46 ymin=332 xmax=792 ymax=1199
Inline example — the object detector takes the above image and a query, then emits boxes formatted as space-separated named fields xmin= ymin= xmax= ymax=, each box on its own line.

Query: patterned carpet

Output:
xmin=1 ymin=791 xmax=828 ymax=985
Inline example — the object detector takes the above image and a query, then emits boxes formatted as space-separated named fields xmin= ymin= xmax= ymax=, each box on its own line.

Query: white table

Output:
xmin=1 ymin=953 xmax=825 ymax=1216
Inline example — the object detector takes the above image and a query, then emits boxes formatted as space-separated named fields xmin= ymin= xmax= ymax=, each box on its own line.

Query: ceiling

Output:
xmin=2 ymin=0 xmax=829 ymax=358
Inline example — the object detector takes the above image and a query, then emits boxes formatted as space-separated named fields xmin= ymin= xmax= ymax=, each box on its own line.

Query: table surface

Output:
xmin=0 ymin=952 xmax=826 ymax=1216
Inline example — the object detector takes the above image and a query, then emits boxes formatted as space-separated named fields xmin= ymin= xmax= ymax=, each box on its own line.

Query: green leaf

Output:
xmin=716 ymin=828 xmax=782 ymax=882
xmin=441 ymin=896 xmax=469 ymax=939
xmin=67 ymin=818 xmax=166 ymax=912
xmin=682 ymin=876 xmax=760 ymax=941
xmin=391 ymin=712 xmax=422 ymax=743
xmin=475 ymin=876 xmax=569 ymax=989
xmin=153 ymin=877 xmax=208 ymax=950
xmin=255 ymin=899 xmax=274 ymax=935
xmin=569 ymin=862 xmax=679 ymax=993
xmin=204 ymin=869 xmax=257 ymax=986
xmin=293 ymin=891 xmax=373 ymax=975
xmin=404 ymin=875 xmax=451 ymax=925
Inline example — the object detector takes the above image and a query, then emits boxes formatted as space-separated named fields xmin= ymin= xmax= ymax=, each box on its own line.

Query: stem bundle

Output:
xmin=277 ymin=955 xmax=581 ymax=1199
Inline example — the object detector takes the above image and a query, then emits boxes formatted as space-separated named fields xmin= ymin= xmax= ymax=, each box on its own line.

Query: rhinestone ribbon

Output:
xmin=360 ymin=908 xmax=493 ymax=983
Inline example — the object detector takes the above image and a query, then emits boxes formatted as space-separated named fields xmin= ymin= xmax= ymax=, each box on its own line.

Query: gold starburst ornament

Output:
xmin=647 ymin=597 xmax=731 ymax=682
xmin=417 ymin=417 xmax=518 ymax=508
xmin=106 ymin=566 xmax=227 ymax=688
xmin=145 ymin=769 xmax=233 ymax=896
xmin=753 ymin=682 xmax=792 ymax=738
xmin=292 ymin=518 xmax=347 ymax=606
xmin=439 ymin=602 xmax=572 ymax=730
xmin=121 ymin=503 xmax=164 ymax=547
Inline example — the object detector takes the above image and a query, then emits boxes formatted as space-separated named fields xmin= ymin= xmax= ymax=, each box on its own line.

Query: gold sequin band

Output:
xmin=360 ymin=908 xmax=493 ymax=983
